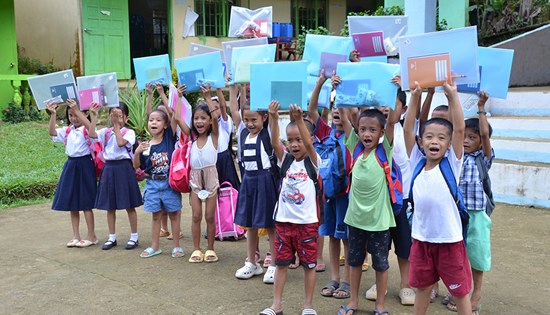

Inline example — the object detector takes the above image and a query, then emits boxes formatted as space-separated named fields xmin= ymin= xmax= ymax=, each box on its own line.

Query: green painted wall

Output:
xmin=439 ymin=0 xmax=469 ymax=29
xmin=0 ymin=0 xmax=19 ymax=111
xmin=385 ymin=0 xmax=404 ymax=8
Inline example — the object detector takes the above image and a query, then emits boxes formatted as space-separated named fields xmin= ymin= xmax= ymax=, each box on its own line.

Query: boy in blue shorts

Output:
xmin=459 ymin=91 xmax=494 ymax=315
xmin=337 ymin=97 xmax=402 ymax=315
xmin=404 ymin=81 xmax=472 ymax=315
xmin=260 ymin=103 xmax=321 ymax=315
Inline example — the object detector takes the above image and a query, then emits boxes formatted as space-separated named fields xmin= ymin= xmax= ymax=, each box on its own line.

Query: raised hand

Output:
xmin=331 ymin=71 xmax=342 ymax=89
xmin=177 ymin=84 xmax=186 ymax=97
xmin=155 ymin=82 xmax=165 ymax=95
xmin=442 ymin=80 xmax=458 ymax=100
xmin=67 ymin=99 xmax=78 ymax=109
xmin=349 ymin=49 xmax=360 ymax=63
xmin=89 ymin=103 xmax=100 ymax=116
xmin=317 ymin=69 xmax=329 ymax=86
xmin=146 ymin=83 xmax=154 ymax=96
xmin=411 ymin=81 xmax=423 ymax=97
xmin=391 ymin=75 xmax=402 ymax=88
xmin=289 ymin=104 xmax=303 ymax=122
xmin=477 ymin=90 xmax=489 ymax=108
xmin=200 ymin=83 xmax=212 ymax=97
xmin=268 ymin=100 xmax=280 ymax=118
xmin=46 ymin=102 xmax=58 ymax=115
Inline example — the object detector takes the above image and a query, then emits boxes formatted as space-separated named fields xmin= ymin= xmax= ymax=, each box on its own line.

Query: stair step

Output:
xmin=492 ymin=138 xmax=550 ymax=164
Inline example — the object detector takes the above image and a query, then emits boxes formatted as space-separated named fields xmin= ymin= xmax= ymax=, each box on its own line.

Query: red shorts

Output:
xmin=409 ymin=240 xmax=472 ymax=297
xmin=274 ymin=222 xmax=318 ymax=269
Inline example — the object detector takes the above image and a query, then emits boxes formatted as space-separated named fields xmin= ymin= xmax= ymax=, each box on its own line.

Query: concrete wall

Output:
xmin=14 ymin=0 xmax=80 ymax=70
xmin=250 ymin=0 xmax=291 ymax=22
xmin=492 ymin=24 xmax=550 ymax=87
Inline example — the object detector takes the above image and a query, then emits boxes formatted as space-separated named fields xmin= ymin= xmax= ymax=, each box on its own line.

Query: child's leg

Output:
xmin=414 ymin=286 xmax=432 ymax=315
xmin=247 ymin=228 xmax=259 ymax=263
xmin=343 ymin=226 xmax=368 ymax=311
xmin=126 ymin=208 xmax=138 ymax=234
xmin=168 ymin=211 xmax=182 ymax=248
xmin=316 ymin=235 xmax=325 ymax=269
xmin=161 ymin=211 xmax=169 ymax=234
xmin=375 ymin=270 xmax=389 ymax=311
xmin=471 ymin=269 xmax=484 ymax=310
xmin=348 ymin=266 xmax=362 ymax=308
xmin=342 ymin=239 xmax=351 ymax=282
xmin=204 ymin=192 xmax=217 ymax=251
xmin=328 ymin=236 xmax=341 ymax=282
xmin=150 ymin=211 xmax=162 ymax=251
xmin=70 ymin=211 xmax=81 ymax=240
xmin=190 ymin=192 xmax=203 ymax=251
xmin=267 ymin=228 xmax=276 ymax=267
xmin=107 ymin=210 xmax=116 ymax=235
xmin=303 ymin=265 xmax=316 ymax=309
xmin=82 ymin=210 xmax=96 ymax=241
xmin=398 ymin=257 xmax=411 ymax=289
xmin=269 ymin=265 xmax=288 ymax=312
xmin=452 ymin=294 xmax=472 ymax=315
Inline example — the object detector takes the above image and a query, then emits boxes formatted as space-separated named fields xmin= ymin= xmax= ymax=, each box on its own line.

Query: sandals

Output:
xmin=315 ymin=263 xmax=326 ymax=272
xmin=430 ymin=289 xmax=439 ymax=303
xmin=259 ymin=307 xmax=283 ymax=315
xmin=472 ymin=306 xmax=481 ymax=315
xmin=204 ymin=250 xmax=219 ymax=263
xmin=301 ymin=308 xmax=317 ymax=315
xmin=321 ymin=280 xmax=339 ymax=297
xmin=333 ymin=281 xmax=350 ymax=299
xmin=75 ymin=239 xmax=98 ymax=248
xmin=159 ymin=228 xmax=170 ymax=237
xmin=171 ymin=247 xmax=184 ymax=258
xmin=263 ymin=252 xmax=272 ymax=268
xmin=361 ymin=262 xmax=369 ymax=272
xmin=373 ymin=309 xmax=390 ymax=315
xmin=167 ymin=231 xmax=184 ymax=240
xmin=66 ymin=239 xmax=80 ymax=247
xmin=189 ymin=250 xmax=204 ymax=263
xmin=140 ymin=247 xmax=162 ymax=258
xmin=339 ymin=255 xmax=346 ymax=266
xmin=337 ymin=305 xmax=356 ymax=315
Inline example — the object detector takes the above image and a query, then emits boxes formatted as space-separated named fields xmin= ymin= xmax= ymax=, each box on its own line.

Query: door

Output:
xmin=82 ymin=0 xmax=131 ymax=79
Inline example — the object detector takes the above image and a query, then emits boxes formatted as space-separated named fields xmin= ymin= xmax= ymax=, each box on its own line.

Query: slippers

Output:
xmin=315 ymin=263 xmax=326 ymax=272
xmin=301 ymin=308 xmax=317 ymax=315
xmin=167 ymin=231 xmax=183 ymax=240
xmin=472 ymin=306 xmax=481 ymax=315
xmin=337 ymin=305 xmax=356 ymax=315
xmin=66 ymin=239 xmax=80 ymax=247
xmin=361 ymin=262 xmax=369 ymax=272
xmin=159 ymin=228 xmax=170 ymax=237
xmin=321 ymin=280 xmax=339 ymax=297
xmin=75 ymin=239 xmax=98 ymax=248
xmin=430 ymin=289 xmax=439 ymax=303
xmin=263 ymin=252 xmax=272 ymax=268
xmin=171 ymin=247 xmax=184 ymax=258
xmin=189 ymin=250 xmax=204 ymax=263
xmin=442 ymin=293 xmax=453 ymax=305
xmin=373 ymin=309 xmax=390 ymax=315
xmin=259 ymin=307 xmax=283 ymax=315
xmin=140 ymin=247 xmax=162 ymax=258
xmin=333 ymin=281 xmax=350 ymax=299
xmin=204 ymin=250 xmax=219 ymax=263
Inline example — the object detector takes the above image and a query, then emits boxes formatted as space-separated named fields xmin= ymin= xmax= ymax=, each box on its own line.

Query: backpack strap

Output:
xmin=280 ymin=153 xmax=295 ymax=178
xmin=409 ymin=158 xmax=428 ymax=211
xmin=374 ymin=143 xmax=397 ymax=203
xmin=439 ymin=157 xmax=459 ymax=205
xmin=63 ymin=127 xmax=71 ymax=146
xmin=330 ymin=130 xmax=346 ymax=179
xmin=64 ymin=126 xmax=95 ymax=157
xmin=474 ymin=153 xmax=495 ymax=216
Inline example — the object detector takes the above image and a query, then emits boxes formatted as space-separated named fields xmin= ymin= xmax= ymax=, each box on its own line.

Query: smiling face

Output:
xmin=464 ymin=128 xmax=482 ymax=154
xmin=421 ymin=123 xmax=452 ymax=161
xmin=243 ymin=109 xmax=266 ymax=136
xmin=358 ymin=116 xmax=384 ymax=151
xmin=148 ymin=111 xmax=168 ymax=136
xmin=67 ymin=107 xmax=85 ymax=128
xmin=285 ymin=124 xmax=308 ymax=161
xmin=193 ymin=108 xmax=212 ymax=136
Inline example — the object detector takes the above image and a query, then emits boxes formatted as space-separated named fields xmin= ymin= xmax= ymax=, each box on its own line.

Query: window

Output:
xmin=291 ymin=0 xmax=327 ymax=36
xmin=194 ymin=0 xmax=241 ymax=37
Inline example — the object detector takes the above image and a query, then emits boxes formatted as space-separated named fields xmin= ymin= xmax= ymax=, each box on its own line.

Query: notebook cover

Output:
xmin=271 ymin=81 xmax=303 ymax=109
xmin=50 ymin=83 xmax=77 ymax=102
xmin=407 ymin=53 xmax=451 ymax=88
xmin=352 ymin=31 xmax=387 ymax=57
xmin=78 ymin=87 xmax=106 ymax=110
xmin=319 ymin=52 xmax=347 ymax=76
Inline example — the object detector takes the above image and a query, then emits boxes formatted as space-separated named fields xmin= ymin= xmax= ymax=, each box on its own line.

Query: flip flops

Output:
xmin=189 ymin=250 xmax=204 ymax=263
xmin=339 ymin=255 xmax=346 ymax=266
xmin=204 ymin=250 xmax=219 ymax=263
xmin=140 ymin=247 xmax=162 ymax=258
xmin=167 ymin=231 xmax=183 ymax=240
xmin=361 ymin=262 xmax=370 ymax=272
xmin=321 ymin=280 xmax=339 ymax=297
xmin=75 ymin=239 xmax=98 ymax=248
xmin=301 ymin=308 xmax=317 ymax=315
xmin=259 ymin=307 xmax=283 ymax=315
xmin=315 ymin=263 xmax=326 ymax=272
xmin=171 ymin=247 xmax=184 ymax=258
xmin=263 ymin=252 xmax=272 ymax=268
xmin=373 ymin=309 xmax=390 ymax=315
xmin=337 ymin=305 xmax=356 ymax=315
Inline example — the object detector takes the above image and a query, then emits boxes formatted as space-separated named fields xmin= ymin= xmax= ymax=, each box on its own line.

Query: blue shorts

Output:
xmin=143 ymin=178 xmax=182 ymax=213
xmin=389 ymin=199 xmax=413 ymax=259
xmin=347 ymin=225 xmax=390 ymax=272
xmin=319 ymin=197 xmax=349 ymax=239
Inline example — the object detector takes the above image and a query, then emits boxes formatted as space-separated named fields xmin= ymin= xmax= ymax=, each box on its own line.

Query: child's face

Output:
xmin=193 ymin=109 xmax=212 ymax=135
xmin=464 ymin=128 xmax=482 ymax=154
xmin=285 ymin=125 xmax=307 ymax=161
xmin=243 ymin=109 xmax=266 ymax=135
xmin=68 ymin=108 xmax=85 ymax=127
xmin=421 ymin=123 xmax=452 ymax=160
xmin=148 ymin=111 xmax=167 ymax=136
xmin=358 ymin=116 xmax=384 ymax=151
xmin=332 ymin=108 xmax=343 ymax=128
xmin=431 ymin=110 xmax=449 ymax=121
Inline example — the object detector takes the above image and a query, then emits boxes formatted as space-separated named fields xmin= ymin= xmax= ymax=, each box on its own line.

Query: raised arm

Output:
xmin=444 ymin=81 xmax=465 ymax=159
xmin=217 ymin=88 xmax=229 ymax=121
xmin=404 ymin=82 xmax=423 ymax=157
xmin=268 ymin=100 xmax=284 ymax=161
xmin=419 ymin=87 xmax=434 ymax=132
xmin=201 ymin=84 xmax=219 ymax=149
xmin=308 ymin=69 xmax=329 ymax=124
xmin=290 ymin=105 xmax=317 ymax=167
xmin=229 ymin=84 xmax=242 ymax=127
xmin=477 ymin=91 xmax=492 ymax=157
xmin=339 ymin=107 xmax=354 ymax=139
xmin=47 ymin=102 xmax=58 ymax=136
xmin=67 ymin=99 xmax=93 ymax=132
xmin=156 ymin=83 xmax=169 ymax=109
xmin=174 ymin=85 xmax=191 ymax=136
xmin=385 ymin=81 xmax=404 ymax=146
xmin=145 ymin=83 xmax=154 ymax=116
xmin=87 ymin=103 xmax=100 ymax=139
xmin=110 ymin=109 xmax=129 ymax=147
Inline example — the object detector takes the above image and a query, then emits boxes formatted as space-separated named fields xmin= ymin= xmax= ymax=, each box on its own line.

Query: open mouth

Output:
xmin=428 ymin=147 xmax=440 ymax=154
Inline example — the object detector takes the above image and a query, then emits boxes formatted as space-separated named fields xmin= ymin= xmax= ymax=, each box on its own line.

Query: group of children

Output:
xmin=48 ymin=49 xmax=495 ymax=315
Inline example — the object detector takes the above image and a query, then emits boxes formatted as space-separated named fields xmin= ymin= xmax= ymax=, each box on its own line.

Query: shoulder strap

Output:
xmin=474 ymin=153 xmax=495 ymax=215
xmin=259 ymin=128 xmax=273 ymax=155
xmin=303 ymin=156 xmax=318 ymax=186
xmin=280 ymin=153 xmax=295 ymax=178
xmin=439 ymin=157 xmax=459 ymax=202
xmin=409 ymin=158 xmax=427 ymax=209
xmin=63 ymin=127 xmax=71 ymax=146
xmin=348 ymin=141 xmax=365 ymax=175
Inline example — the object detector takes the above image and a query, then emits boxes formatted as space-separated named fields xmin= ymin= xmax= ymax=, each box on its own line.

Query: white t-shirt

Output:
xmin=276 ymin=152 xmax=321 ymax=224
xmin=237 ymin=122 xmax=271 ymax=171
xmin=393 ymin=123 xmax=411 ymax=198
xmin=97 ymin=127 xmax=136 ymax=161
xmin=217 ymin=115 xmax=234 ymax=153
xmin=409 ymin=145 xmax=463 ymax=243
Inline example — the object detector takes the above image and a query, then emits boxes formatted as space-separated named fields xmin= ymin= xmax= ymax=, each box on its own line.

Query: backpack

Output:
xmin=64 ymin=127 xmax=103 ymax=178
xmin=279 ymin=154 xmax=324 ymax=224
xmin=102 ymin=128 xmax=146 ymax=181
xmin=474 ymin=154 xmax=496 ymax=216
xmin=410 ymin=157 xmax=469 ymax=242
xmin=315 ymin=130 xmax=349 ymax=199
xmin=349 ymin=142 xmax=404 ymax=216
xmin=169 ymin=133 xmax=192 ymax=193
xmin=239 ymin=128 xmax=281 ymax=187
xmin=214 ymin=181 xmax=245 ymax=240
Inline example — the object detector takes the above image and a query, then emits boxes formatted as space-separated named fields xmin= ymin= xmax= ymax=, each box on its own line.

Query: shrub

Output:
xmin=1 ymin=103 xmax=43 ymax=124
xmin=119 ymin=85 xmax=154 ymax=141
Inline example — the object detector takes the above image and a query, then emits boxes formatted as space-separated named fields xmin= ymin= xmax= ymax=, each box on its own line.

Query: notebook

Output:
xmin=352 ymin=31 xmax=387 ymax=57
xmin=319 ymin=52 xmax=347 ymax=76
xmin=407 ymin=53 xmax=451 ymax=88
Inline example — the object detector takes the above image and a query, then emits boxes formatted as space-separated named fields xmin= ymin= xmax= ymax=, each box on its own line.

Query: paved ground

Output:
xmin=1 ymin=201 xmax=549 ymax=314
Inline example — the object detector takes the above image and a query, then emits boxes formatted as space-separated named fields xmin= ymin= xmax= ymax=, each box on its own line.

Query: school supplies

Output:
xmin=335 ymin=62 xmax=400 ymax=108
xmin=215 ymin=182 xmax=245 ymax=241
xmin=352 ymin=31 xmax=387 ymax=57
xmin=399 ymin=26 xmax=479 ymax=90
xmin=348 ymin=15 xmax=409 ymax=56
xmin=76 ymin=72 xmax=119 ymax=110
xmin=302 ymin=34 xmax=354 ymax=76
xmin=319 ymin=52 xmax=348 ymax=77
xmin=28 ymin=69 xmax=78 ymax=110
xmin=132 ymin=54 xmax=171 ymax=90
xmin=250 ymin=61 xmax=307 ymax=110
xmin=407 ymin=53 xmax=452 ymax=88
xmin=307 ymin=76 xmax=332 ymax=109
xmin=168 ymin=84 xmax=192 ymax=127
xmin=175 ymin=51 xmax=225 ymax=93
xmin=189 ymin=43 xmax=222 ymax=56
xmin=231 ymin=44 xmax=276 ymax=84
xmin=169 ymin=133 xmax=192 ymax=193
xmin=457 ymin=47 xmax=514 ymax=99
xmin=222 ymin=37 xmax=268 ymax=76
xmin=228 ymin=6 xmax=272 ymax=37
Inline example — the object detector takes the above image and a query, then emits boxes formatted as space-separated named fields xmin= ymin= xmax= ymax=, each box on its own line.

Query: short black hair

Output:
xmin=397 ymin=88 xmax=407 ymax=108
xmin=148 ymin=109 xmax=169 ymax=125
xmin=421 ymin=117 xmax=453 ymax=137
xmin=433 ymin=105 xmax=449 ymax=112
xmin=359 ymin=108 xmax=386 ymax=129
xmin=110 ymin=102 xmax=129 ymax=117
xmin=465 ymin=118 xmax=493 ymax=138
xmin=286 ymin=119 xmax=314 ymax=136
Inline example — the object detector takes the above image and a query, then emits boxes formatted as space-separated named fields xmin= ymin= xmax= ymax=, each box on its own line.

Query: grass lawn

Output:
xmin=0 ymin=121 xmax=66 ymax=208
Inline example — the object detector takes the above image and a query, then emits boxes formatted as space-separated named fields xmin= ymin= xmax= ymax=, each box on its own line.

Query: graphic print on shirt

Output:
xmin=281 ymin=168 xmax=308 ymax=205
xmin=150 ymin=152 xmax=170 ymax=174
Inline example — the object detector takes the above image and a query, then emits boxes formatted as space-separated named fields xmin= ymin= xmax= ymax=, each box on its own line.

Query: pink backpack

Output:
xmin=169 ymin=133 xmax=192 ymax=193
xmin=215 ymin=181 xmax=245 ymax=241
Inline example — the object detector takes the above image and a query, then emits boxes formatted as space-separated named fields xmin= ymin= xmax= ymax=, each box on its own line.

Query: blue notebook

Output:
xmin=175 ymin=51 xmax=225 ymax=93
xmin=133 ymin=54 xmax=172 ymax=90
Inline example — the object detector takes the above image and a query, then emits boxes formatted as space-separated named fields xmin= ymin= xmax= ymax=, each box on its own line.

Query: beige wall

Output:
xmin=328 ymin=0 xmax=346 ymax=35
xmin=249 ymin=0 xmax=291 ymax=22
xmin=14 ymin=0 xmax=81 ymax=70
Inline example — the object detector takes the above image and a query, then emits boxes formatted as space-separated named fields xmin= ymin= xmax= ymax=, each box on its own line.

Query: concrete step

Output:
xmin=489 ymin=116 xmax=550 ymax=141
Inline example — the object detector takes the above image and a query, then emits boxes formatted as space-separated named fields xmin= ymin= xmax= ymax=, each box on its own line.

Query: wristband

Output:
xmin=477 ymin=110 xmax=487 ymax=115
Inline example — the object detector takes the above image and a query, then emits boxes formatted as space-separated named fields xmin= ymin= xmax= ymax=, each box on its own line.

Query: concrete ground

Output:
xmin=1 ymin=201 xmax=549 ymax=314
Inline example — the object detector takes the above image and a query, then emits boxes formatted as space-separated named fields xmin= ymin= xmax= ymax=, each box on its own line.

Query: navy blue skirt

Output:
xmin=95 ymin=159 xmax=143 ymax=210
xmin=216 ymin=149 xmax=241 ymax=190
xmin=234 ymin=169 xmax=277 ymax=229
xmin=52 ymin=155 xmax=97 ymax=211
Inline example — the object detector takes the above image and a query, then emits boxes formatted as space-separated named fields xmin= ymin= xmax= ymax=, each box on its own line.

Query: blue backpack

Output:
xmin=410 ymin=157 xmax=470 ymax=242
xmin=350 ymin=142 xmax=403 ymax=216
xmin=315 ymin=130 xmax=348 ymax=199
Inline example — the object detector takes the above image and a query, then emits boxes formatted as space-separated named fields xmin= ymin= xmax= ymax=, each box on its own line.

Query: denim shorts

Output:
xmin=143 ymin=178 xmax=182 ymax=212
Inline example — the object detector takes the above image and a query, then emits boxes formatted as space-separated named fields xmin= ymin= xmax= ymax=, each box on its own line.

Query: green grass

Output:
xmin=0 ymin=121 xmax=66 ymax=208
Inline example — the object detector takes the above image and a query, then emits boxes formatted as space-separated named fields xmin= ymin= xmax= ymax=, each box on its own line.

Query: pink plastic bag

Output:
xmin=215 ymin=182 xmax=245 ymax=241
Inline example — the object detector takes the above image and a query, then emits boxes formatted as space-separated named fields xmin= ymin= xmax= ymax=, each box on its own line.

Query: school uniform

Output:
xmin=216 ymin=116 xmax=241 ymax=190
xmin=95 ymin=127 xmax=143 ymax=210
xmin=190 ymin=134 xmax=220 ymax=198
xmin=234 ymin=124 xmax=277 ymax=229
xmin=51 ymin=125 xmax=97 ymax=211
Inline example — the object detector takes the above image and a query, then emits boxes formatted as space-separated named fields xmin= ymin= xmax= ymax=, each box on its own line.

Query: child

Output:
xmin=308 ymin=71 xmax=352 ymax=299
xmin=95 ymin=103 xmax=143 ymax=250
xmin=229 ymin=85 xmax=278 ymax=283
xmin=337 ymin=101 xmax=401 ymax=315
xmin=459 ymin=91 xmax=494 ymax=315
xmin=47 ymin=99 xmax=98 ymax=247
xmin=177 ymin=84 xmax=220 ymax=263
xmin=260 ymin=103 xmax=321 ymax=315
xmin=404 ymin=81 xmax=472 ymax=315
xmin=133 ymin=85 xmax=184 ymax=258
